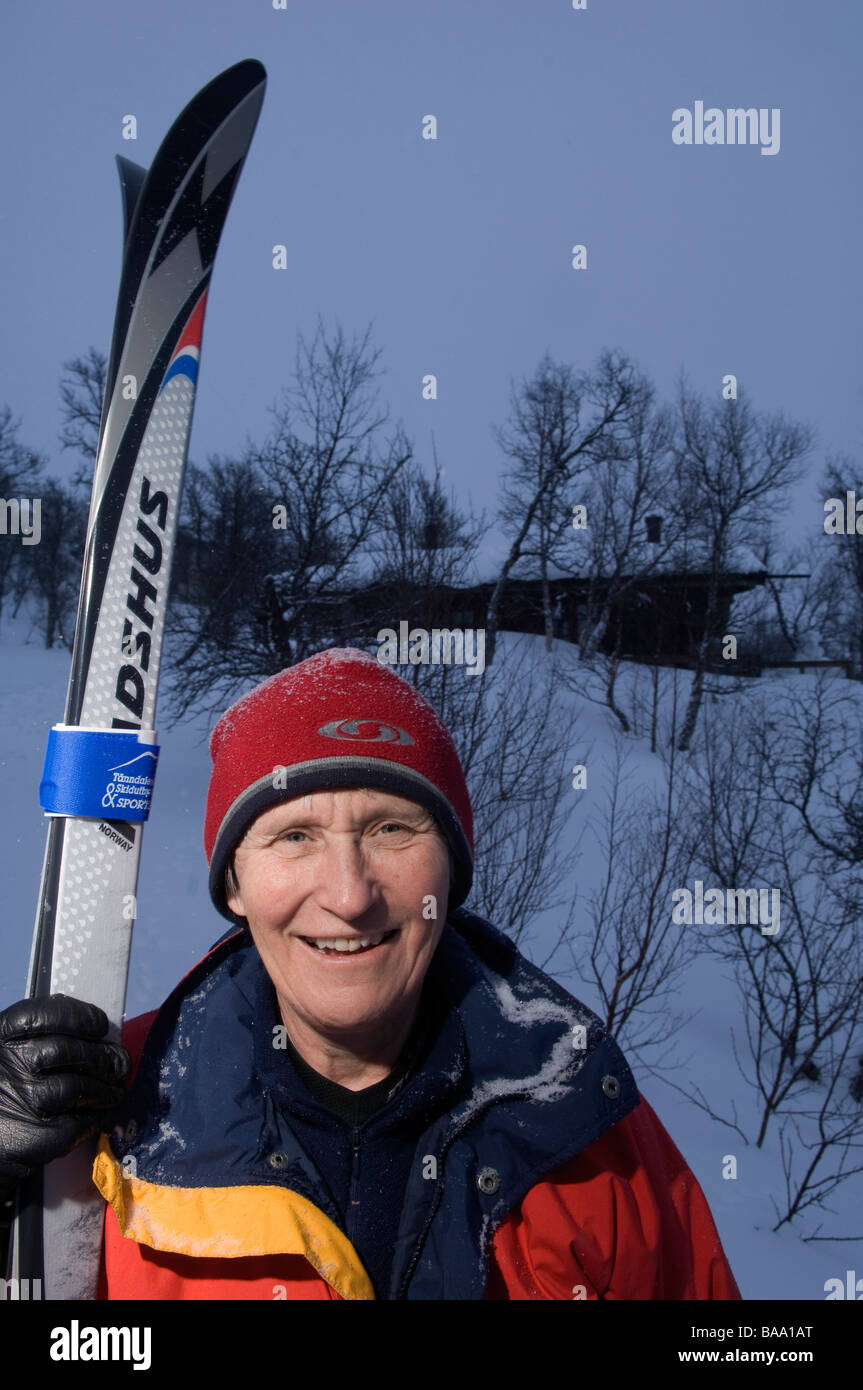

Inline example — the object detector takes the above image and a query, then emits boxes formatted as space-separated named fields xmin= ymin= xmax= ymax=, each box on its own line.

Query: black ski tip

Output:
xmin=223 ymin=58 xmax=267 ymax=87
xmin=181 ymin=58 xmax=267 ymax=119
xmin=152 ymin=59 xmax=267 ymax=208
xmin=104 ymin=58 xmax=267 ymax=412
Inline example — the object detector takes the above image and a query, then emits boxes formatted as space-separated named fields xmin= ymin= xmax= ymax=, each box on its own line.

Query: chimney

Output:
xmin=645 ymin=514 xmax=662 ymax=544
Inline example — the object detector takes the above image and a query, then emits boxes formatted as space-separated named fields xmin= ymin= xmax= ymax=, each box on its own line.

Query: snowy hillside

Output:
xmin=1 ymin=615 xmax=860 ymax=1301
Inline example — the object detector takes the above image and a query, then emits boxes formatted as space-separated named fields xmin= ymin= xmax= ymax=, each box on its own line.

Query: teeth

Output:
xmin=309 ymin=933 xmax=386 ymax=953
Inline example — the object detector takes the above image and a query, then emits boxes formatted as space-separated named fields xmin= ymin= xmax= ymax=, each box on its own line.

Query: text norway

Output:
xmin=114 ymin=477 xmax=169 ymax=729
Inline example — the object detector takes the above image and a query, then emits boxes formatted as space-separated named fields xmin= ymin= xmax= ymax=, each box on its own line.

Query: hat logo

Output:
xmin=317 ymin=718 xmax=414 ymax=746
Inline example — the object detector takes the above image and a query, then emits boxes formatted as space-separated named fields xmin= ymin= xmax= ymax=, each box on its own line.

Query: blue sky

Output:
xmin=1 ymin=0 xmax=860 ymax=531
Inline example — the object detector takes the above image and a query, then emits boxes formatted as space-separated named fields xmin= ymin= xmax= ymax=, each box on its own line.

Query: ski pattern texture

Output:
xmin=48 ymin=299 xmax=205 ymax=1005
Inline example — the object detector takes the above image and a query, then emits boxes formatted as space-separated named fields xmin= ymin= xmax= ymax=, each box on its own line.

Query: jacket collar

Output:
xmin=393 ymin=909 xmax=640 ymax=1296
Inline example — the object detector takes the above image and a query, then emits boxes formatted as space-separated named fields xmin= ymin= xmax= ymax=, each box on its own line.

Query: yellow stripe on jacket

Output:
xmin=93 ymin=1135 xmax=375 ymax=1301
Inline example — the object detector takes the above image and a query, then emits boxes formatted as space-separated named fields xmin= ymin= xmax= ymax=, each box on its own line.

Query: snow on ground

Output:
xmin=0 ymin=615 xmax=860 ymax=1301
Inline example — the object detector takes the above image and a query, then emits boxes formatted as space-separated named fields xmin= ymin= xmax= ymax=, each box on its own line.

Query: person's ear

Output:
xmin=225 ymin=857 xmax=245 ymax=917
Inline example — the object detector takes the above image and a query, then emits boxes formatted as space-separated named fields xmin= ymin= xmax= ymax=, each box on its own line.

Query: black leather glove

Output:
xmin=0 ymin=994 xmax=129 ymax=1197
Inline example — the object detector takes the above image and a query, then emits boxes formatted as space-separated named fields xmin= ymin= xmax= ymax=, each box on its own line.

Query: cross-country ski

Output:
xmin=5 ymin=57 xmax=266 ymax=1301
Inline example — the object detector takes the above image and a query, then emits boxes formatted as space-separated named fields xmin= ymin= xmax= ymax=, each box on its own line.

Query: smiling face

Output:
xmin=226 ymin=787 xmax=453 ymax=1076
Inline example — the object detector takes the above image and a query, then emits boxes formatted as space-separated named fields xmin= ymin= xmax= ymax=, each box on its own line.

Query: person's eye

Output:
xmin=378 ymin=821 xmax=409 ymax=835
xmin=278 ymin=830 xmax=308 ymax=843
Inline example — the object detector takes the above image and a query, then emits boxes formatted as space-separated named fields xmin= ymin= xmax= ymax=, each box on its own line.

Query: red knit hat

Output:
xmin=205 ymin=647 xmax=474 ymax=921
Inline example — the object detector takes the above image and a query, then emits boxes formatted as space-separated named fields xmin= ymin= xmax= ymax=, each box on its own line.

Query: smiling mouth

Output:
xmin=299 ymin=929 xmax=398 ymax=958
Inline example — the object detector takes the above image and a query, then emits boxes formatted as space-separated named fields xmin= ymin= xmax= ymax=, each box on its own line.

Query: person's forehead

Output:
xmin=249 ymin=787 xmax=431 ymax=830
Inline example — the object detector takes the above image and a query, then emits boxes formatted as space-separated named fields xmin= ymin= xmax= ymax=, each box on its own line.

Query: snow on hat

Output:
xmin=205 ymin=647 xmax=474 ymax=921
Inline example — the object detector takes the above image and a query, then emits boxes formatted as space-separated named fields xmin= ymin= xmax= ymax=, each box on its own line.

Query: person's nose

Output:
xmin=314 ymin=836 xmax=382 ymax=923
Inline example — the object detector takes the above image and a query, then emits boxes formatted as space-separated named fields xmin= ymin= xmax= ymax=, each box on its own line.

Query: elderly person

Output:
xmin=0 ymin=648 xmax=740 ymax=1300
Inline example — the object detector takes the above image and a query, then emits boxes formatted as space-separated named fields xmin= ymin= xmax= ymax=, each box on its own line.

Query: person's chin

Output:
xmin=302 ymin=994 xmax=404 ymax=1041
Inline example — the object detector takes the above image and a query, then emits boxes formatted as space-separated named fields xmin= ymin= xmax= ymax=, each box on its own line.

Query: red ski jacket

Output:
xmin=96 ymin=913 xmax=742 ymax=1301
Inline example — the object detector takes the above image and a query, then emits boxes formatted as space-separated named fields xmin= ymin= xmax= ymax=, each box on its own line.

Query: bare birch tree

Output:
xmin=27 ymin=479 xmax=88 ymax=649
xmin=252 ymin=320 xmax=412 ymax=665
xmin=368 ymin=458 xmax=484 ymax=594
xmin=410 ymin=636 xmax=578 ymax=945
xmin=681 ymin=678 xmax=863 ymax=1233
xmin=555 ymin=378 xmax=681 ymax=733
xmin=672 ymin=384 xmax=812 ymax=750
xmin=550 ymin=690 xmax=702 ymax=1066
xmin=58 ymin=348 xmax=107 ymax=490
xmin=162 ymin=320 xmax=412 ymax=716
xmin=166 ymin=452 xmax=278 ymax=718
xmin=486 ymin=349 xmax=645 ymax=662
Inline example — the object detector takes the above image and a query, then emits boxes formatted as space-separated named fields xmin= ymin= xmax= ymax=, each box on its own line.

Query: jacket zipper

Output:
xmin=346 ymin=1125 xmax=362 ymax=1244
